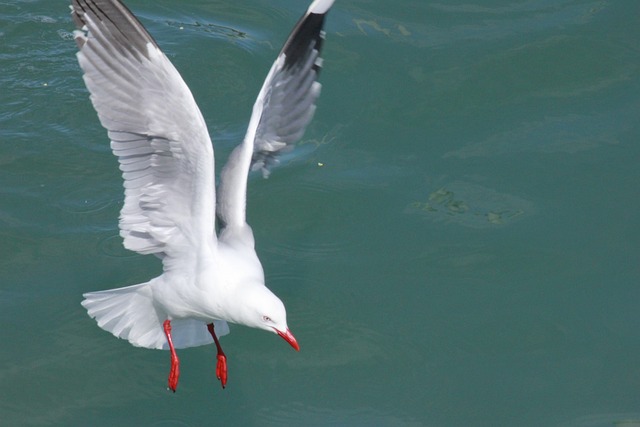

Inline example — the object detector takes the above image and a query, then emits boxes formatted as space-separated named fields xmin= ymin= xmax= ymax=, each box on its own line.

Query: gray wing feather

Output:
xmin=217 ymin=0 xmax=334 ymax=230
xmin=251 ymin=8 xmax=329 ymax=177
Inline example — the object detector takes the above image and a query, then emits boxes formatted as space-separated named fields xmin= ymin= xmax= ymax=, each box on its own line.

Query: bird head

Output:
xmin=240 ymin=285 xmax=299 ymax=351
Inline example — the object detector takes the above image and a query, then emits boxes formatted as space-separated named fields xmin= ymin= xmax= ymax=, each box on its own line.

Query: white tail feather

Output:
xmin=82 ymin=281 xmax=229 ymax=350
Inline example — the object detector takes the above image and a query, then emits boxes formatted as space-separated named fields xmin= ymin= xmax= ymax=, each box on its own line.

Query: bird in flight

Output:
xmin=71 ymin=0 xmax=334 ymax=392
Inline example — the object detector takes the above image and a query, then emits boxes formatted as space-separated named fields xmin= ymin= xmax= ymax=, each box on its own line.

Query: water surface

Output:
xmin=1 ymin=0 xmax=639 ymax=425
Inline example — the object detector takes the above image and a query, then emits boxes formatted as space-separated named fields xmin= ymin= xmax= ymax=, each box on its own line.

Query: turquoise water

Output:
xmin=2 ymin=0 xmax=640 ymax=425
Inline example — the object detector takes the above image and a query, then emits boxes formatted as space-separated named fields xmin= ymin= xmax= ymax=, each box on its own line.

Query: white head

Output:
xmin=237 ymin=285 xmax=299 ymax=351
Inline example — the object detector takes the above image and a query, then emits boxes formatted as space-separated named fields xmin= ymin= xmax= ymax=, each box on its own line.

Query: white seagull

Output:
xmin=71 ymin=0 xmax=334 ymax=391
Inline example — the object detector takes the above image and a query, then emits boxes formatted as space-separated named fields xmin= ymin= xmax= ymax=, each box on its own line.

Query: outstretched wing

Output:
xmin=71 ymin=0 xmax=216 ymax=260
xmin=217 ymin=0 xmax=334 ymax=231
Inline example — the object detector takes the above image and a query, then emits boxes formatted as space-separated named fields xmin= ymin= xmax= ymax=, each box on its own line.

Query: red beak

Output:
xmin=276 ymin=328 xmax=300 ymax=351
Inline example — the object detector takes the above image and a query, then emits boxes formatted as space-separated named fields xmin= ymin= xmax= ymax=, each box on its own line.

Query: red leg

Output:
xmin=163 ymin=319 xmax=180 ymax=392
xmin=207 ymin=323 xmax=227 ymax=389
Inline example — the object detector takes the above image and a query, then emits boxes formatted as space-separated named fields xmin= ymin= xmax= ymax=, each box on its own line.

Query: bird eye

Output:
xmin=262 ymin=315 xmax=272 ymax=323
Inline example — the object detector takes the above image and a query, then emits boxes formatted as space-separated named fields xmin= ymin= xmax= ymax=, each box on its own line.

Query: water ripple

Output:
xmin=54 ymin=186 xmax=118 ymax=214
xmin=97 ymin=234 xmax=139 ymax=259
xmin=265 ymin=235 xmax=355 ymax=262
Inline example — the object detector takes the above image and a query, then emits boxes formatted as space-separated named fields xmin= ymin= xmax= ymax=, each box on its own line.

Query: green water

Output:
xmin=1 ymin=0 xmax=640 ymax=425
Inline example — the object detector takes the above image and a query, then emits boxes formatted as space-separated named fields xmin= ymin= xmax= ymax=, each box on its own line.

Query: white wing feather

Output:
xmin=72 ymin=0 xmax=216 ymax=260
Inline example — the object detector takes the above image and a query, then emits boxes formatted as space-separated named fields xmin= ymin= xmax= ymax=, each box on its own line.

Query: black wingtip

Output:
xmin=282 ymin=10 xmax=328 ymax=72
xmin=70 ymin=0 xmax=160 ymax=58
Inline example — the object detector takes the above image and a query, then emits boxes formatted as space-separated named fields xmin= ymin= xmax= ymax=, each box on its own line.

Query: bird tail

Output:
xmin=81 ymin=281 xmax=229 ymax=350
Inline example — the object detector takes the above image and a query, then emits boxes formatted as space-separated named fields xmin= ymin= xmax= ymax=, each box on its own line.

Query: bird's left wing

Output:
xmin=217 ymin=0 xmax=334 ymax=231
xmin=71 ymin=0 xmax=216 ymax=260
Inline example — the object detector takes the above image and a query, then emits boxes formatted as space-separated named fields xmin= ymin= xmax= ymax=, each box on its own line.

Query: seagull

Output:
xmin=71 ymin=0 xmax=334 ymax=392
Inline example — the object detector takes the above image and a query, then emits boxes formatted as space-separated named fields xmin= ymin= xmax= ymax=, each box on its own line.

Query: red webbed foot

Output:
xmin=207 ymin=322 xmax=228 ymax=389
xmin=163 ymin=319 xmax=180 ymax=392
xmin=216 ymin=352 xmax=227 ymax=388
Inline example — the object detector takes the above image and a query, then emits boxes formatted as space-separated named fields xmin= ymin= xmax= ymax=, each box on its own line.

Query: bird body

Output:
xmin=71 ymin=0 xmax=334 ymax=390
